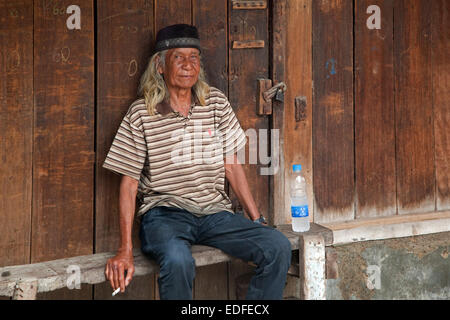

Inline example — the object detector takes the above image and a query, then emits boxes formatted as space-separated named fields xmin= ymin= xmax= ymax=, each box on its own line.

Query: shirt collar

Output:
xmin=155 ymin=91 xmax=200 ymax=116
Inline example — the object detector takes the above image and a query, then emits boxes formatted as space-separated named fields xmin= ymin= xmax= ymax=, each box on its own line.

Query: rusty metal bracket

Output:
xmin=232 ymin=0 xmax=267 ymax=10
xmin=294 ymin=96 xmax=307 ymax=122
xmin=232 ymin=40 xmax=265 ymax=49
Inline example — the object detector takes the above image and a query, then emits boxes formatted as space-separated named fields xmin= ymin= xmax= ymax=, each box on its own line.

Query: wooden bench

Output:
xmin=0 ymin=224 xmax=332 ymax=300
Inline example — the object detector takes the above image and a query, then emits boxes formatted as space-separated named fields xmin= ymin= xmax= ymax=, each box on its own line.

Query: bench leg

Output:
xmin=299 ymin=234 xmax=326 ymax=300
xmin=12 ymin=280 xmax=38 ymax=300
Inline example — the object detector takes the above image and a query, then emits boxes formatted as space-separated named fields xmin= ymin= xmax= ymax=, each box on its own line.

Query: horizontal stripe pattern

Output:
xmin=102 ymin=87 xmax=247 ymax=217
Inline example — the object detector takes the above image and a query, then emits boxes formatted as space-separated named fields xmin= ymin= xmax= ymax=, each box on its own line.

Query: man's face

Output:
xmin=158 ymin=47 xmax=201 ymax=90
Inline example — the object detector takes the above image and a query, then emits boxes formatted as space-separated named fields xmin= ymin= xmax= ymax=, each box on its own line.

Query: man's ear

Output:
xmin=155 ymin=56 xmax=164 ymax=75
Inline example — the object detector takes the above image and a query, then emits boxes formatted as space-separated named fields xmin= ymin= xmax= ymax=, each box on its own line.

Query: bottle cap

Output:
xmin=293 ymin=164 xmax=302 ymax=172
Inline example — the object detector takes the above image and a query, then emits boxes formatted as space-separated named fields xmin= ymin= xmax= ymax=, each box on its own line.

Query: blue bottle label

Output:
xmin=291 ymin=205 xmax=309 ymax=217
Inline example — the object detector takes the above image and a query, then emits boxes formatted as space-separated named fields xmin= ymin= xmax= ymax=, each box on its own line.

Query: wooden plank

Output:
xmin=95 ymin=0 xmax=155 ymax=300
xmin=269 ymin=0 xmax=287 ymax=226
xmin=273 ymin=0 xmax=295 ymax=293
xmin=12 ymin=280 xmax=38 ymax=300
xmin=32 ymin=0 xmax=95 ymax=299
xmin=228 ymin=0 xmax=269 ymax=224
xmin=154 ymin=0 xmax=191 ymax=32
xmin=431 ymin=0 xmax=450 ymax=210
xmin=232 ymin=0 xmax=267 ymax=10
xmin=0 ymin=245 xmax=237 ymax=297
xmin=355 ymin=0 xmax=396 ymax=218
xmin=298 ymin=234 xmax=326 ymax=300
xmin=323 ymin=210 xmax=450 ymax=244
xmin=324 ymin=210 xmax=450 ymax=231
xmin=0 ymin=226 xmax=309 ymax=298
xmin=312 ymin=0 xmax=354 ymax=223
xmin=256 ymin=79 xmax=272 ymax=115
xmin=394 ymin=0 xmax=435 ymax=214
xmin=228 ymin=0 xmax=270 ymax=299
xmin=0 ymin=0 xmax=33 ymax=267
xmin=192 ymin=264 xmax=228 ymax=299
xmin=192 ymin=0 xmax=229 ymax=300
xmin=193 ymin=0 xmax=228 ymax=94
xmin=276 ymin=223 xmax=333 ymax=247
xmin=232 ymin=40 xmax=265 ymax=49
xmin=279 ymin=0 xmax=313 ymax=226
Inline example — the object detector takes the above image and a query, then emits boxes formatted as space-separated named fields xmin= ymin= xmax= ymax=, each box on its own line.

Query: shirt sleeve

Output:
xmin=217 ymin=98 xmax=247 ymax=157
xmin=102 ymin=112 xmax=147 ymax=181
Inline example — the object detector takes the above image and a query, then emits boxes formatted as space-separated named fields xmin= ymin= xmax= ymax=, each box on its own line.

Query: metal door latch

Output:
xmin=263 ymin=82 xmax=287 ymax=103
xmin=257 ymin=79 xmax=287 ymax=115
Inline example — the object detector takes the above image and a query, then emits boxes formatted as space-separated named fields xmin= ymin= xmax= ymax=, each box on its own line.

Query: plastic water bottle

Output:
xmin=291 ymin=164 xmax=310 ymax=232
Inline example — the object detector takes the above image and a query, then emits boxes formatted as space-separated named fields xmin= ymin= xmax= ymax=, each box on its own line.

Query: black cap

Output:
xmin=154 ymin=24 xmax=201 ymax=53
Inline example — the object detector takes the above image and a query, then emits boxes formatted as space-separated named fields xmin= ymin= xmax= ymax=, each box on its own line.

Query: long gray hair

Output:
xmin=138 ymin=50 xmax=210 ymax=116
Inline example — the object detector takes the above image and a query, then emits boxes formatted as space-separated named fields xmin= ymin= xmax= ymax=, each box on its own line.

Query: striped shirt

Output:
xmin=102 ymin=87 xmax=247 ymax=217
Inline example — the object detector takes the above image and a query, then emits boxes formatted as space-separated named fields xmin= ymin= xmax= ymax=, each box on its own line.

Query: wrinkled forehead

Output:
xmin=168 ymin=47 xmax=200 ymax=56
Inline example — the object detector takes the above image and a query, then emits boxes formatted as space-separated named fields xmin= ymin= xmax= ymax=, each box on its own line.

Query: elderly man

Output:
xmin=103 ymin=24 xmax=291 ymax=300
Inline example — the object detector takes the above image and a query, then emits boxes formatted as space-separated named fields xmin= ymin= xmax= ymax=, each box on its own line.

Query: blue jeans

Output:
xmin=139 ymin=206 xmax=291 ymax=300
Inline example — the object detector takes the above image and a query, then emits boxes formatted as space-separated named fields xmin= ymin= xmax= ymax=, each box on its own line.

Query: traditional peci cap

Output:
xmin=154 ymin=24 xmax=201 ymax=53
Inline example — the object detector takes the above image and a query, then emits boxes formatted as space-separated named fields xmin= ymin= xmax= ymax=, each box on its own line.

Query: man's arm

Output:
xmin=104 ymin=175 xmax=137 ymax=293
xmin=224 ymin=153 xmax=263 ymax=222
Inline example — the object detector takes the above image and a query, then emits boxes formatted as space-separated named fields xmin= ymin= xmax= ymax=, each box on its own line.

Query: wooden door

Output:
xmin=95 ymin=0 xmax=272 ymax=300
xmin=310 ymin=0 xmax=449 ymax=224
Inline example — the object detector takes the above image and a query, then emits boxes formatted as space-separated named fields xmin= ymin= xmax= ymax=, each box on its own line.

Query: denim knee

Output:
xmin=265 ymin=230 xmax=292 ymax=268
xmin=159 ymin=241 xmax=195 ymax=278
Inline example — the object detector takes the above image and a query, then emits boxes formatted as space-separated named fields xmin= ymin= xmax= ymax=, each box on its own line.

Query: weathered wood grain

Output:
xmin=12 ymin=280 xmax=38 ymax=300
xmin=280 ymin=0 xmax=314 ymax=225
xmin=32 ymin=0 xmax=95 ymax=299
xmin=270 ymin=0 xmax=287 ymax=226
xmin=232 ymin=40 xmax=265 ymax=49
xmin=0 ymin=227 xmax=308 ymax=298
xmin=323 ymin=210 xmax=450 ymax=244
xmin=228 ymin=0 xmax=269 ymax=221
xmin=431 ymin=0 xmax=450 ymax=210
xmin=95 ymin=0 xmax=155 ymax=300
xmin=193 ymin=0 xmax=228 ymax=94
xmin=312 ymin=0 xmax=355 ymax=223
xmin=355 ymin=0 xmax=396 ymax=218
xmin=394 ymin=0 xmax=435 ymax=214
xmin=0 ymin=0 xmax=33 ymax=267
xmin=232 ymin=0 xmax=267 ymax=10
xmin=154 ymin=0 xmax=191 ymax=32
xmin=298 ymin=234 xmax=326 ymax=300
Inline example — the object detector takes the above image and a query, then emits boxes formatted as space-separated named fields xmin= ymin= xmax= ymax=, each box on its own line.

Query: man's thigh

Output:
xmin=139 ymin=206 xmax=197 ymax=260
xmin=198 ymin=211 xmax=291 ymax=265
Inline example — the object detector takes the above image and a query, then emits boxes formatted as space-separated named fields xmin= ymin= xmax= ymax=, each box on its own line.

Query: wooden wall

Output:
xmin=0 ymin=0 xmax=448 ymax=300
xmin=311 ymin=0 xmax=450 ymax=224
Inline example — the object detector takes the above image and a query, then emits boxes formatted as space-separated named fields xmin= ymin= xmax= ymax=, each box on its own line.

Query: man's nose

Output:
xmin=181 ymin=59 xmax=194 ymax=70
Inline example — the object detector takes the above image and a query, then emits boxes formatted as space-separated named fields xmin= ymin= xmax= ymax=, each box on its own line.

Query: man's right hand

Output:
xmin=105 ymin=249 xmax=135 ymax=294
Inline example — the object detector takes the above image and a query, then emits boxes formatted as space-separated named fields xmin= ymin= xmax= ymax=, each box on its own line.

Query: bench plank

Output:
xmin=0 ymin=224 xmax=332 ymax=298
xmin=276 ymin=223 xmax=333 ymax=247
xmin=0 ymin=247 xmax=234 ymax=297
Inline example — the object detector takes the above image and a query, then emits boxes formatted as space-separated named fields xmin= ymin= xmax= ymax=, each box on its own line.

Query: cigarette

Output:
xmin=112 ymin=287 xmax=121 ymax=296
